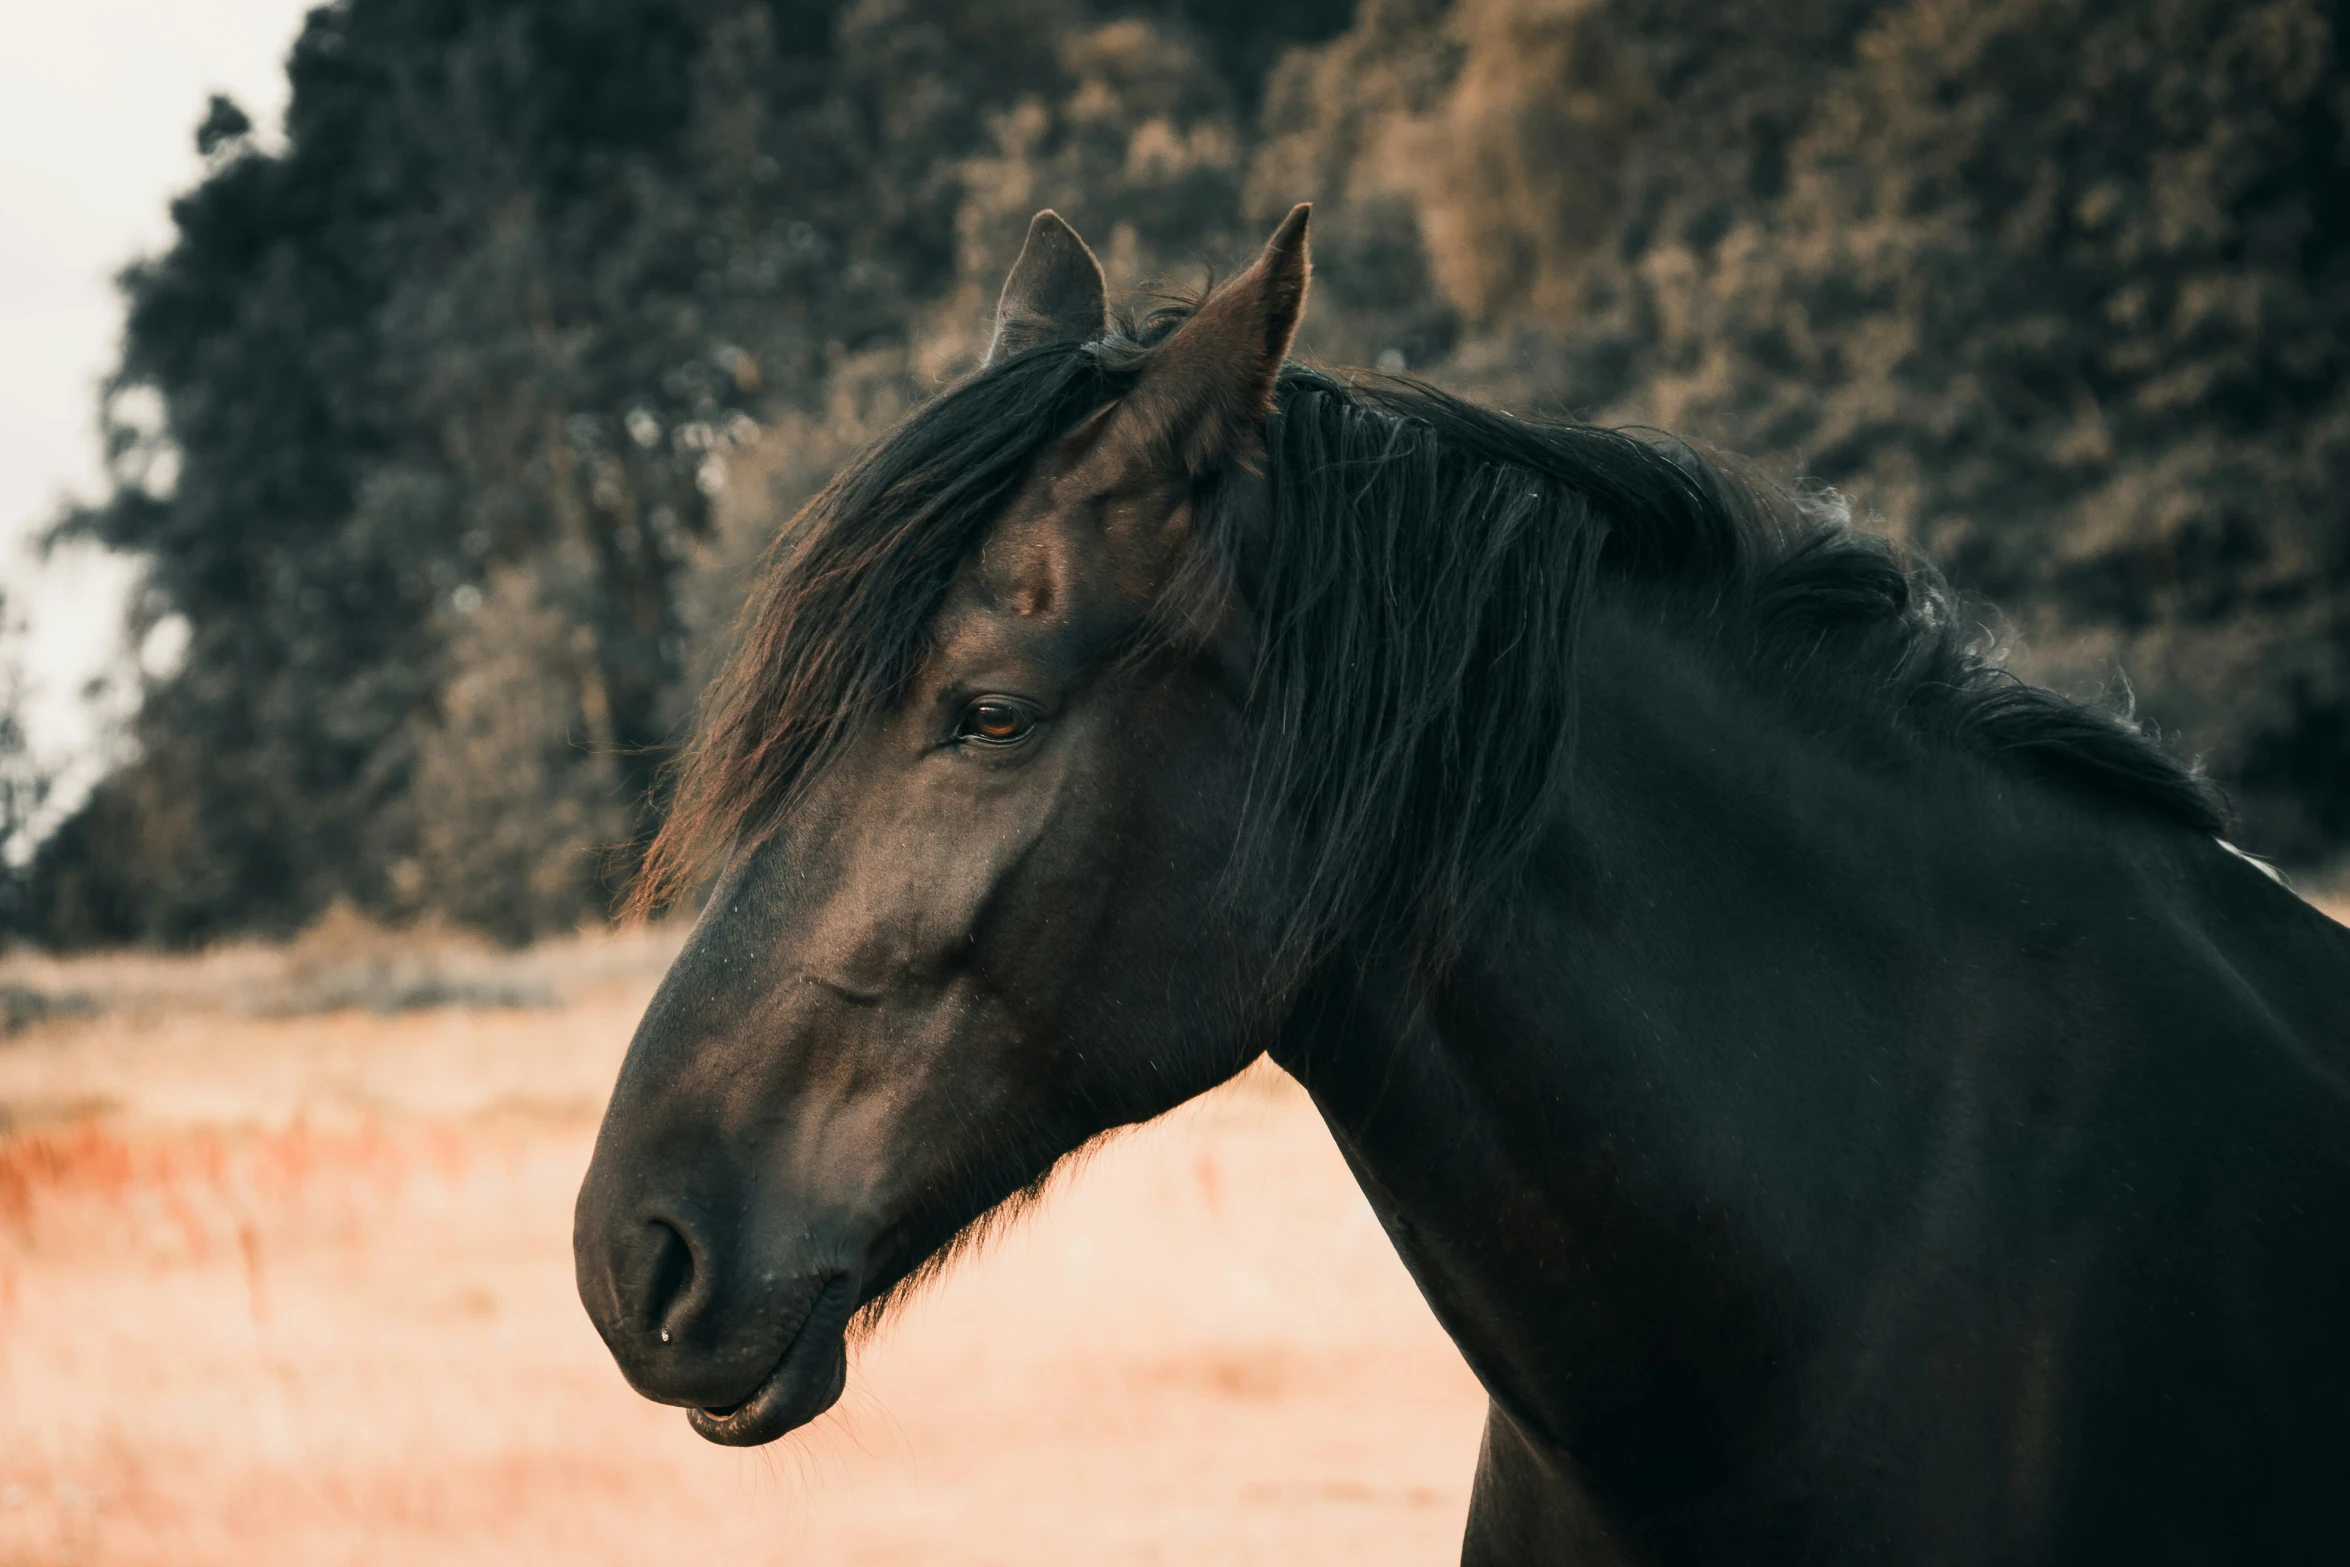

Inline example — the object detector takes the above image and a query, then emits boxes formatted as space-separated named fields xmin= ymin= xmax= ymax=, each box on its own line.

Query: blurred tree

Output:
xmin=0 ymin=592 xmax=46 ymax=940
xmin=30 ymin=0 xmax=1344 ymax=945
xmin=1597 ymin=0 xmax=2350 ymax=858
xmin=1263 ymin=0 xmax=2350 ymax=862
xmin=35 ymin=0 xmax=1078 ymax=942
xmin=404 ymin=559 xmax=630 ymax=944
xmin=30 ymin=0 xmax=2350 ymax=945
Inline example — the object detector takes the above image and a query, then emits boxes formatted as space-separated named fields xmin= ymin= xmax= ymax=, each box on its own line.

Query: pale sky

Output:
xmin=1 ymin=0 xmax=317 ymax=828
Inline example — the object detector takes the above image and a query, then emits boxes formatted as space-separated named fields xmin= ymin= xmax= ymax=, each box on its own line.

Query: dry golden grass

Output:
xmin=0 ymin=908 xmax=686 ymax=1037
xmin=7 ymin=889 xmax=2339 ymax=1564
xmin=0 ymin=928 xmax=1486 ymax=1566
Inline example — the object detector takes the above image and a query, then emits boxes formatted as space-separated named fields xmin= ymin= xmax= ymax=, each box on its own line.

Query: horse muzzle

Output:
xmin=684 ymin=1272 xmax=858 ymax=1445
xmin=573 ymin=1162 xmax=866 ymax=1444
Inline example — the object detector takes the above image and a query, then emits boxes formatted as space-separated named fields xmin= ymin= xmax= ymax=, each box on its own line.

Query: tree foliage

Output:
xmin=29 ymin=0 xmax=2350 ymax=944
xmin=1273 ymin=0 xmax=2350 ymax=856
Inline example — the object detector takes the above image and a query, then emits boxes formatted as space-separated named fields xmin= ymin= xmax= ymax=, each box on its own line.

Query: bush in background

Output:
xmin=25 ymin=0 xmax=2349 ymax=945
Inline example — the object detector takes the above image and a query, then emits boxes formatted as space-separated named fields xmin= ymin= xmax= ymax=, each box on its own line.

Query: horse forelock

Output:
xmin=628 ymin=296 xmax=1232 ymax=918
xmin=631 ymin=328 xmax=2225 ymax=955
xmin=629 ymin=341 xmax=1124 ymax=917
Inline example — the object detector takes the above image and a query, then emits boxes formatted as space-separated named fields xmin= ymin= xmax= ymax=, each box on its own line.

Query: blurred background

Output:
xmin=0 ymin=1 xmax=2344 ymax=1561
xmin=7 ymin=0 xmax=2349 ymax=945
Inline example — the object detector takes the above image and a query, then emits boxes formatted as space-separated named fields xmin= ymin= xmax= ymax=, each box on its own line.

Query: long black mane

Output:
xmin=638 ymin=325 xmax=2225 ymax=971
xmin=1234 ymin=364 xmax=2225 ymax=972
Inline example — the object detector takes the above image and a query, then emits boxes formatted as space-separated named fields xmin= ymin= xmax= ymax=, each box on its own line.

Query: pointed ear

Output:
xmin=1123 ymin=204 xmax=1311 ymax=476
xmin=984 ymin=211 xmax=1109 ymax=366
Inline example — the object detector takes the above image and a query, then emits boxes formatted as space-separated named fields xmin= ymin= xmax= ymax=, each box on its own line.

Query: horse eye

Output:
xmin=958 ymin=698 xmax=1033 ymax=744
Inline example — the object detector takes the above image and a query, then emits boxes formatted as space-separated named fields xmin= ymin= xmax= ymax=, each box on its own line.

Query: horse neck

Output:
xmin=1267 ymin=599 xmax=2178 ymax=1533
xmin=1269 ymin=595 xmax=2350 ymax=1554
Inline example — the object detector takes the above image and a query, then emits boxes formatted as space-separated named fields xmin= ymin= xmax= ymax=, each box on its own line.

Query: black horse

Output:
xmin=576 ymin=206 xmax=2350 ymax=1563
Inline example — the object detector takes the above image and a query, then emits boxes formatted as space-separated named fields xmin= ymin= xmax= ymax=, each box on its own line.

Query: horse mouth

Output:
xmin=686 ymin=1274 xmax=856 ymax=1447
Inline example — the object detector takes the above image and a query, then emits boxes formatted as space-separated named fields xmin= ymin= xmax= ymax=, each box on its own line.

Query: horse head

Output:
xmin=573 ymin=208 xmax=1312 ymax=1445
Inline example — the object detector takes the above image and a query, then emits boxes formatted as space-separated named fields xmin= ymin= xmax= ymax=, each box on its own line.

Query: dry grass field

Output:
xmin=4 ymin=892 xmax=2342 ymax=1564
xmin=0 ymin=921 xmax=1488 ymax=1566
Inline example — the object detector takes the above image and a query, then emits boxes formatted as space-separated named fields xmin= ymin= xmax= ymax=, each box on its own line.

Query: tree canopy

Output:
xmin=27 ymin=0 xmax=2349 ymax=944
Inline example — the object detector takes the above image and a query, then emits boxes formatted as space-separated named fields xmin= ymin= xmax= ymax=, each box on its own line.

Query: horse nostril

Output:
xmin=642 ymin=1217 xmax=697 ymax=1341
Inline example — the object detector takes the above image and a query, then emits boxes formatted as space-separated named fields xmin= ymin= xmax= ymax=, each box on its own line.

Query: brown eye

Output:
xmin=958 ymin=698 xmax=1034 ymax=744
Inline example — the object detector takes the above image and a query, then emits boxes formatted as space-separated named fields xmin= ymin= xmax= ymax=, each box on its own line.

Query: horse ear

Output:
xmin=1123 ymin=203 xmax=1311 ymax=476
xmin=985 ymin=211 xmax=1109 ymax=366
